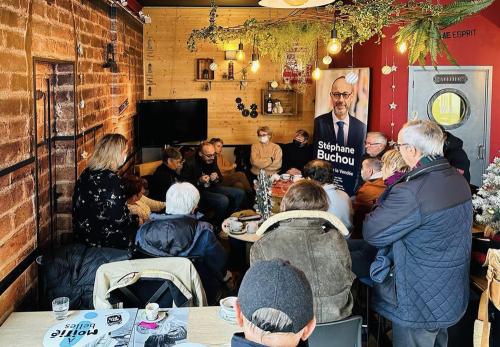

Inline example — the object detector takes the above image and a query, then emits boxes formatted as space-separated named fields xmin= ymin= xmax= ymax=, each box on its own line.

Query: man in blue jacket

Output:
xmin=363 ymin=120 xmax=472 ymax=347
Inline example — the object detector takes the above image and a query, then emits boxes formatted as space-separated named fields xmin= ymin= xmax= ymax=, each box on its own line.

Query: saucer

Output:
xmin=229 ymin=228 xmax=246 ymax=235
xmin=139 ymin=310 xmax=167 ymax=323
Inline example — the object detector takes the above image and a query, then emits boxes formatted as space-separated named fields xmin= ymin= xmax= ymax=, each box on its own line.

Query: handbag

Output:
xmin=474 ymin=249 xmax=500 ymax=347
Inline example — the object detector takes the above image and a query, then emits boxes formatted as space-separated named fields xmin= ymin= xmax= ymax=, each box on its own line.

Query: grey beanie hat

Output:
xmin=237 ymin=258 xmax=314 ymax=334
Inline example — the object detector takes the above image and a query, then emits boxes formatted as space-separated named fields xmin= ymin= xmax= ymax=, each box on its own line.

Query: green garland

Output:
xmin=187 ymin=0 xmax=493 ymax=67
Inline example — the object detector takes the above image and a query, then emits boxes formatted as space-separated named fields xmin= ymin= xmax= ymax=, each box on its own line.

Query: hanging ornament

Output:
xmin=345 ymin=71 xmax=358 ymax=85
xmin=209 ymin=62 xmax=218 ymax=71
xmin=389 ymin=102 xmax=397 ymax=110
xmin=391 ymin=65 xmax=398 ymax=72
xmin=382 ymin=65 xmax=392 ymax=75
xmin=322 ymin=55 xmax=332 ymax=65
xmin=270 ymin=80 xmax=279 ymax=89
xmin=344 ymin=45 xmax=358 ymax=85
xmin=242 ymin=109 xmax=250 ymax=117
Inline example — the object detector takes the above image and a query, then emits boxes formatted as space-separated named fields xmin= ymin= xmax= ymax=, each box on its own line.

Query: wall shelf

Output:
xmin=194 ymin=79 xmax=255 ymax=82
xmin=261 ymin=89 xmax=298 ymax=116
xmin=194 ymin=79 xmax=255 ymax=91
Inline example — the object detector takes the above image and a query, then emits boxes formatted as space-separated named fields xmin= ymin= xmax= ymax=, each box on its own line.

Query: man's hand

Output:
xmin=210 ymin=172 xmax=219 ymax=181
xmin=199 ymin=175 xmax=210 ymax=184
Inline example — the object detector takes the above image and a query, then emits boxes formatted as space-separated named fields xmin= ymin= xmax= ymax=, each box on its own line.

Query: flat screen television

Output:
xmin=136 ymin=99 xmax=208 ymax=147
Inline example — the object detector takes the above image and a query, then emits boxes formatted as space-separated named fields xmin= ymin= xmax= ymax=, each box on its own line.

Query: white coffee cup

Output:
xmin=281 ymin=174 xmax=291 ymax=180
xmin=228 ymin=219 xmax=243 ymax=232
xmin=245 ymin=221 xmax=259 ymax=234
xmin=271 ymin=174 xmax=281 ymax=182
xmin=145 ymin=302 xmax=159 ymax=321
xmin=220 ymin=296 xmax=237 ymax=318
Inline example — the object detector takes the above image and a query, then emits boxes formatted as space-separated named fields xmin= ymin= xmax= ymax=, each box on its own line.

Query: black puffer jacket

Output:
xmin=40 ymin=244 xmax=130 ymax=310
xmin=444 ymin=131 xmax=470 ymax=183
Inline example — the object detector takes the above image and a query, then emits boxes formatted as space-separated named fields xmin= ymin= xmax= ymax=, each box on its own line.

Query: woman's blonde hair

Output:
xmin=381 ymin=149 xmax=409 ymax=174
xmin=87 ymin=133 xmax=127 ymax=171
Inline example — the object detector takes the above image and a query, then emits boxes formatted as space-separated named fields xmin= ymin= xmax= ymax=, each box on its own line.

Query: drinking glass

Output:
xmin=52 ymin=297 xmax=70 ymax=320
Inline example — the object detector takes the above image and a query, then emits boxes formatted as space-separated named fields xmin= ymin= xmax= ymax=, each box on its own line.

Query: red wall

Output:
xmin=332 ymin=2 xmax=500 ymax=161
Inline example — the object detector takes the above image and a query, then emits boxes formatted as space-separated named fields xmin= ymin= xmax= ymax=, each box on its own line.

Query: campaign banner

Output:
xmin=43 ymin=308 xmax=137 ymax=347
xmin=313 ymin=68 xmax=370 ymax=196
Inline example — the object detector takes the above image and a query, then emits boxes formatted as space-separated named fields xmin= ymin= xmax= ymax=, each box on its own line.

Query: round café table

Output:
xmin=225 ymin=230 xmax=261 ymax=243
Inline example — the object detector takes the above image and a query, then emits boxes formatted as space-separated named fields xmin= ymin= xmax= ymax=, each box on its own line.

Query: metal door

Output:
xmin=408 ymin=66 xmax=492 ymax=187
xmin=34 ymin=62 xmax=57 ymax=248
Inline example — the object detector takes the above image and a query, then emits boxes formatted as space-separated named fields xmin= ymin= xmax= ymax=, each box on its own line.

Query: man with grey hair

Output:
xmin=232 ymin=259 xmax=316 ymax=347
xmin=135 ymin=182 xmax=232 ymax=304
xmin=364 ymin=131 xmax=388 ymax=159
xmin=363 ymin=120 xmax=472 ymax=347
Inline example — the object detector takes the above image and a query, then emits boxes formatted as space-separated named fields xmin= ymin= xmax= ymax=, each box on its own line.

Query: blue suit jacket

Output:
xmin=313 ymin=112 xmax=366 ymax=195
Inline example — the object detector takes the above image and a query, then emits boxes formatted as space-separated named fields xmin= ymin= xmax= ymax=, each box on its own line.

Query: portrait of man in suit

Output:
xmin=313 ymin=72 xmax=369 ymax=196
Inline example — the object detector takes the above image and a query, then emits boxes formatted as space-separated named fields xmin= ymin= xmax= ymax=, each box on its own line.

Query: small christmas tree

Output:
xmin=472 ymin=157 xmax=500 ymax=234
xmin=255 ymin=169 xmax=273 ymax=220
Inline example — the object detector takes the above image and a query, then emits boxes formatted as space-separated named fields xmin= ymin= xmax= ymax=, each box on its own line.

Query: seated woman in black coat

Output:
xmin=72 ymin=133 xmax=138 ymax=249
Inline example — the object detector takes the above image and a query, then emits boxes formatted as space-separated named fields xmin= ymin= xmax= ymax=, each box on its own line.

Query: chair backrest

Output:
xmin=308 ymin=315 xmax=362 ymax=347
xmin=93 ymin=257 xmax=207 ymax=309
xmin=109 ymin=277 xmax=190 ymax=308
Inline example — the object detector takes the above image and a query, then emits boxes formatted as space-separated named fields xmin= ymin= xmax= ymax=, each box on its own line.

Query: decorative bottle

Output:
xmin=266 ymin=93 xmax=273 ymax=114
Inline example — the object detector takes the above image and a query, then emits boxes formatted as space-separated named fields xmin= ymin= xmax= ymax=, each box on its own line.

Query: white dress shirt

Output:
xmin=332 ymin=112 xmax=350 ymax=145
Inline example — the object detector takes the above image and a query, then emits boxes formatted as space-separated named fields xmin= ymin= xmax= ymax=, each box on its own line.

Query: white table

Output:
xmin=0 ymin=306 xmax=242 ymax=347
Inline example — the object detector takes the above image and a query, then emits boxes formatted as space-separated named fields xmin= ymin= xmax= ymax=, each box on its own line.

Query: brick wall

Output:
xmin=0 ymin=0 xmax=143 ymax=323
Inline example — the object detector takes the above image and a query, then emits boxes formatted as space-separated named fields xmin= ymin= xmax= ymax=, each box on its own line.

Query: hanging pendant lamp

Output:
xmin=258 ymin=0 xmax=334 ymax=9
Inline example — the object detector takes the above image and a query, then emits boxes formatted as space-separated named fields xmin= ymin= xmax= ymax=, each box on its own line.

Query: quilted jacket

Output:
xmin=363 ymin=158 xmax=472 ymax=328
xmin=41 ymin=244 xmax=130 ymax=310
xmin=134 ymin=213 xmax=227 ymax=304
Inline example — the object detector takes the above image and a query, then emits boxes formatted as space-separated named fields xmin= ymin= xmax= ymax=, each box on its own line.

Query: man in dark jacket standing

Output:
xmin=181 ymin=141 xmax=245 ymax=227
xmin=363 ymin=120 xmax=472 ymax=347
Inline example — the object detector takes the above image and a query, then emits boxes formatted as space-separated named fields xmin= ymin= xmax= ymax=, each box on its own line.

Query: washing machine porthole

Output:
xmin=427 ymin=88 xmax=471 ymax=130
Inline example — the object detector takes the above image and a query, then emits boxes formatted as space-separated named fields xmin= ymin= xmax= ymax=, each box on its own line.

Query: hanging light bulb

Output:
xmin=250 ymin=35 xmax=260 ymax=73
xmin=327 ymin=17 xmax=342 ymax=55
xmin=251 ymin=53 xmax=260 ymax=73
xmin=236 ymin=40 xmax=245 ymax=61
xmin=312 ymin=40 xmax=321 ymax=80
xmin=322 ymin=55 xmax=332 ymax=65
xmin=312 ymin=66 xmax=321 ymax=80
xmin=327 ymin=31 xmax=342 ymax=55
xmin=397 ymin=41 xmax=408 ymax=54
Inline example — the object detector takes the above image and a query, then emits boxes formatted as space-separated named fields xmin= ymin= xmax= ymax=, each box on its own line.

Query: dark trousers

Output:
xmin=347 ymin=239 xmax=377 ymax=278
xmin=392 ymin=324 xmax=448 ymax=347
xmin=199 ymin=185 xmax=245 ymax=226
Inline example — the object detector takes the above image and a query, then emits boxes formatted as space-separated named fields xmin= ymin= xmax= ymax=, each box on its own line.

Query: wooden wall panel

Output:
xmin=142 ymin=7 xmax=315 ymax=144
